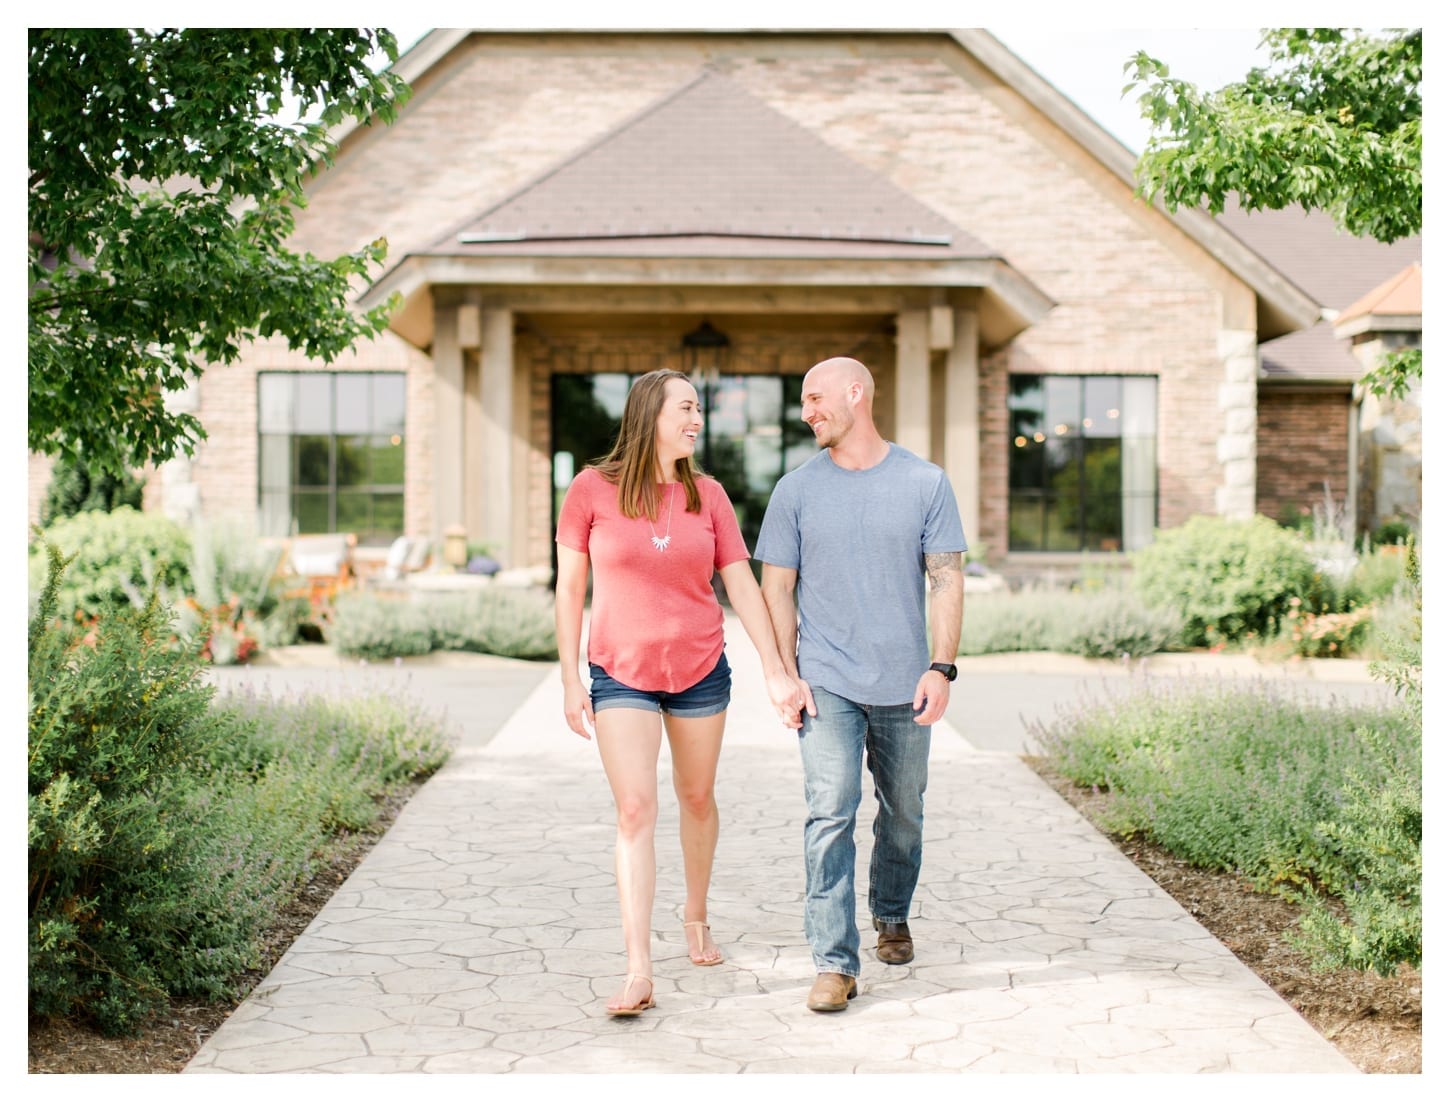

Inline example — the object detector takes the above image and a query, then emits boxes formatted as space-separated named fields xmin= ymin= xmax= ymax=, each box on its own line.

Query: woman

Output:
xmin=554 ymin=368 xmax=803 ymax=1017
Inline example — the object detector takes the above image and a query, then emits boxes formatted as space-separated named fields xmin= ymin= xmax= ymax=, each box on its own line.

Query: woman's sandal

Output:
xmin=605 ymin=973 xmax=655 ymax=1017
xmin=683 ymin=920 xmax=724 ymax=966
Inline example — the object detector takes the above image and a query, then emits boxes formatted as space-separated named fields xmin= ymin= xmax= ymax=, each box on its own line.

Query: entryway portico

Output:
xmin=360 ymin=68 xmax=1053 ymax=570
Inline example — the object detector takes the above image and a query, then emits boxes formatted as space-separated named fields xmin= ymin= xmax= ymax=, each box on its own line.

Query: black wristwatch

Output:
xmin=928 ymin=662 xmax=958 ymax=682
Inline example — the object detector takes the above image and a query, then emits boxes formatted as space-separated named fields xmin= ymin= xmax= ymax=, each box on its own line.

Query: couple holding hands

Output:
xmin=554 ymin=356 xmax=965 ymax=1015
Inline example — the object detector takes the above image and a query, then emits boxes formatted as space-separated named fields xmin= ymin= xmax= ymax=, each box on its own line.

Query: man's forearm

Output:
xmin=759 ymin=571 xmax=801 ymax=679
xmin=925 ymin=552 xmax=964 ymax=663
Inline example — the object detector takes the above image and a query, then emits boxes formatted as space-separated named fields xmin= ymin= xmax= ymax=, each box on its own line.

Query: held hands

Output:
xmin=767 ymin=672 xmax=814 ymax=729
xmin=562 ymin=677 xmax=596 ymax=740
xmin=912 ymin=671 xmax=950 ymax=726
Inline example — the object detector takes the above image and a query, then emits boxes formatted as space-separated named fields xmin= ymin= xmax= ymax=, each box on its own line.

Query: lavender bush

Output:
xmin=29 ymin=546 xmax=455 ymax=1034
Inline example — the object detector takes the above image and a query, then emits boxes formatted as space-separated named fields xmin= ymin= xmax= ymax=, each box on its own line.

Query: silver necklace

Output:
xmin=649 ymin=483 xmax=676 ymax=552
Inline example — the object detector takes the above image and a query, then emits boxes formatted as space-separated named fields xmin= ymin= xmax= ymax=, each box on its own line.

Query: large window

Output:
xmin=1008 ymin=374 xmax=1157 ymax=552
xmin=258 ymin=372 xmax=406 ymax=545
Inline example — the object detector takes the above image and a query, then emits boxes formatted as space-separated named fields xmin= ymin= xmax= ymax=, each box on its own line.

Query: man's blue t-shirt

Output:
xmin=754 ymin=443 xmax=966 ymax=706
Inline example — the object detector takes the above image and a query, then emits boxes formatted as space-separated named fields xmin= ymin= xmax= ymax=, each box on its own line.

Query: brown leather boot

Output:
xmin=805 ymin=972 xmax=858 ymax=1011
xmin=873 ymin=918 xmax=914 ymax=964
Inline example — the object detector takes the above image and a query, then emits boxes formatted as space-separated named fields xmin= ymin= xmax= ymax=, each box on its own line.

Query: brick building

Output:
xmin=27 ymin=29 xmax=1422 ymax=572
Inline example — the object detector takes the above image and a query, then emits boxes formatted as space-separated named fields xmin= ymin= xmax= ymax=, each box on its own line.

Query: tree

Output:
xmin=28 ymin=29 xmax=412 ymax=475
xmin=39 ymin=454 xmax=144 ymax=528
xmin=1126 ymin=29 xmax=1422 ymax=398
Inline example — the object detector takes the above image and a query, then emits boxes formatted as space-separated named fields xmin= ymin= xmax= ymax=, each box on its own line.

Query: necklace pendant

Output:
xmin=651 ymin=535 xmax=671 ymax=552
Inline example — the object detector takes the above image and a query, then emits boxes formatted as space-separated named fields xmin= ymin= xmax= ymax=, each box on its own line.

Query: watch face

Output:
xmin=931 ymin=663 xmax=957 ymax=682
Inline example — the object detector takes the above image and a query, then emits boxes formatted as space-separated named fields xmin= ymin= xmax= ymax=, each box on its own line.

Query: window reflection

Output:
xmin=257 ymin=372 xmax=407 ymax=544
xmin=1008 ymin=374 xmax=1157 ymax=552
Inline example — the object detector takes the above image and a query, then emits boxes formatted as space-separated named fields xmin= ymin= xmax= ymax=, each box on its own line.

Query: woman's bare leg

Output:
xmin=595 ymin=707 xmax=664 ymax=1009
xmin=665 ymin=710 xmax=727 ymax=962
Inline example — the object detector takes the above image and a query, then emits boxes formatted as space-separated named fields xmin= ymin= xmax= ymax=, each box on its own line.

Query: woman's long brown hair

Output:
xmin=590 ymin=368 xmax=703 ymax=519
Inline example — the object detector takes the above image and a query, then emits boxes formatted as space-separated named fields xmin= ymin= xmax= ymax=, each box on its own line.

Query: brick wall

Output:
xmin=1255 ymin=387 xmax=1352 ymax=524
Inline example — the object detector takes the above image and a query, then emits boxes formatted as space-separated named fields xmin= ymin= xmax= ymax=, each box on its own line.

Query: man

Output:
xmin=756 ymin=356 xmax=965 ymax=1013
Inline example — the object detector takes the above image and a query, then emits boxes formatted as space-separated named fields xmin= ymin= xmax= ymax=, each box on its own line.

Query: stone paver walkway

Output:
xmin=187 ymin=618 xmax=1359 ymax=1074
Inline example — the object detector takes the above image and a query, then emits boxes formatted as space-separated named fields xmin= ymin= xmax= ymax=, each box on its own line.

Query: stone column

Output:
xmin=432 ymin=301 xmax=466 ymax=544
xmin=460 ymin=304 xmax=483 ymax=542
xmin=1215 ymin=328 xmax=1258 ymax=518
xmin=894 ymin=308 xmax=930 ymax=459
xmin=943 ymin=308 xmax=980 ymax=545
xmin=480 ymin=308 xmax=515 ymax=565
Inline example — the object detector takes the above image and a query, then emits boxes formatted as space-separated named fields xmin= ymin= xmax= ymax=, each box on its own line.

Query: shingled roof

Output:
xmin=1214 ymin=196 xmax=1422 ymax=383
xmin=427 ymin=69 xmax=997 ymax=261
xmin=1336 ymin=262 xmax=1422 ymax=333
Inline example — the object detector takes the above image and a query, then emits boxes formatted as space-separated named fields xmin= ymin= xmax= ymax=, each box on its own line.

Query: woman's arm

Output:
xmin=719 ymin=559 xmax=806 ymax=725
xmin=554 ymin=544 xmax=595 ymax=740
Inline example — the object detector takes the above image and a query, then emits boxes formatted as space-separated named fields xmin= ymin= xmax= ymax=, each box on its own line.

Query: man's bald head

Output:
xmin=803 ymin=357 xmax=875 ymax=406
xmin=799 ymin=356 xmax=886 ymax=458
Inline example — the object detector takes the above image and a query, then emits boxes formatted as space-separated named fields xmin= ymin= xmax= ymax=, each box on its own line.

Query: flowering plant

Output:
xmin=176 ymin=596 xmax=260 ymax=665
xmin=1281 ymin=597 xmax=1373 ymax=658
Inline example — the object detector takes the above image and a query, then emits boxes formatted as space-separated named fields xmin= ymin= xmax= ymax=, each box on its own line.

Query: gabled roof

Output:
xmin=432 ymin=70 xmax=994 ymax=260
xmin=1214 ymin=198 xmax=1422 ymax=381
xmin=357 ymin=28 xmax=1323 ymax=346
xmin=1213 ymin=197 xmax=1422 ymax=312
xmin=1259 ymin=324 xmax=1360 ymax=383
xmin=1334 ymin=263 xmax=1422 ymax=339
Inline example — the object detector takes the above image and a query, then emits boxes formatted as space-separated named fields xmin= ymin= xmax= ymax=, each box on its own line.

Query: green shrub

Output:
xmin=428 ymin=587 xmax=559 ymax=659
xmin=39 ymin=453 xmax=144 ymax=528
xmin=1131 ymin=514 xmax=1318 ymax=646
xmin=1059 ymin=589 xmax=1184 ymax=659
xmin=1368 ymin=540 xmax=1422 ymax=707
xmin=1291 ymin=540 xmax=1422 ymax=976
xmin=28 ymin=545 xmax=221 ymax=1033
xmin=29 ymin=546 xmax=457 ymax=1035
xmin=1290 ymin=729 xmax=1421 ymax=976
xmin=1369 ymin=517 xmax=1415 ymax=548
xmin=1032 ymin=670 xmax=1421 ymax=976
xmin=28 ymin=507 xmax=193 ymax=623
xmin=331 ymin=586 xmax=558 ymax=660
xmin=329 ymin=591 xmax=434 ymax=659
xmin=959 ymin=586 xmax=1180 ymax=659
xmin=1349 ymin=545 xmax=1411 ymax=605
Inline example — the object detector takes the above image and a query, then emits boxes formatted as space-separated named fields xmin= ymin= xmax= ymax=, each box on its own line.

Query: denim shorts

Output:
xmin=589 ymin=650 xmax=732 ymax=718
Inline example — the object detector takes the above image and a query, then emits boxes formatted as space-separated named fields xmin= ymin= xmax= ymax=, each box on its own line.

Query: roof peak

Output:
xmin=429 ymin=67 xmax=993 ymax=259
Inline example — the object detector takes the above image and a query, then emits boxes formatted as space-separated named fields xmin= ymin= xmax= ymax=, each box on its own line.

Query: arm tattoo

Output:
xmin=925 ymin=552 xmax=960 ymax=594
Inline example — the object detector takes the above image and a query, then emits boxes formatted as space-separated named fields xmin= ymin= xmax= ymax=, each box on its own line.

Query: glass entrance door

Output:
xmin=551 ymin=372 xmax=816 ymax=557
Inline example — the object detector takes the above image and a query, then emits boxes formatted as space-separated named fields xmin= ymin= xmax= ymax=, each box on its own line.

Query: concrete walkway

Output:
xmin=186 ymin=620 xmax=1369 ymax=1074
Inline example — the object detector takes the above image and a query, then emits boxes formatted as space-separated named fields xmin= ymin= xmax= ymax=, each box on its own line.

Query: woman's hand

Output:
xmin=766 ymin=670 xmax=810 ymax=729
xmin=562 ymin=676 xmax=595 ymax=740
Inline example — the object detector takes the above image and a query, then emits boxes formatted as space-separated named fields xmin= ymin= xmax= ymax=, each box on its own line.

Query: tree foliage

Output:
xmin=1126 ymin=29 xmax=1422 ymax=398
xmin=28 ymin=29 xmax=412 ymax=475
xmin=40 ymin=452 xmax=144 ymax=527
xmin=1127 ymin=29 xmax=1420 ymax=240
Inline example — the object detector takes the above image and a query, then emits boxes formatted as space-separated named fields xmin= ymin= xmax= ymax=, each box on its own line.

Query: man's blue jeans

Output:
xmin=796 ymin=686 xmax=931 ymax=977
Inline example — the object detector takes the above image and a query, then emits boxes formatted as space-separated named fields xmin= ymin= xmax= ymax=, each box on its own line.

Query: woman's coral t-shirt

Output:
xmin=556 ymin=468 xmax=748 ymax=693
